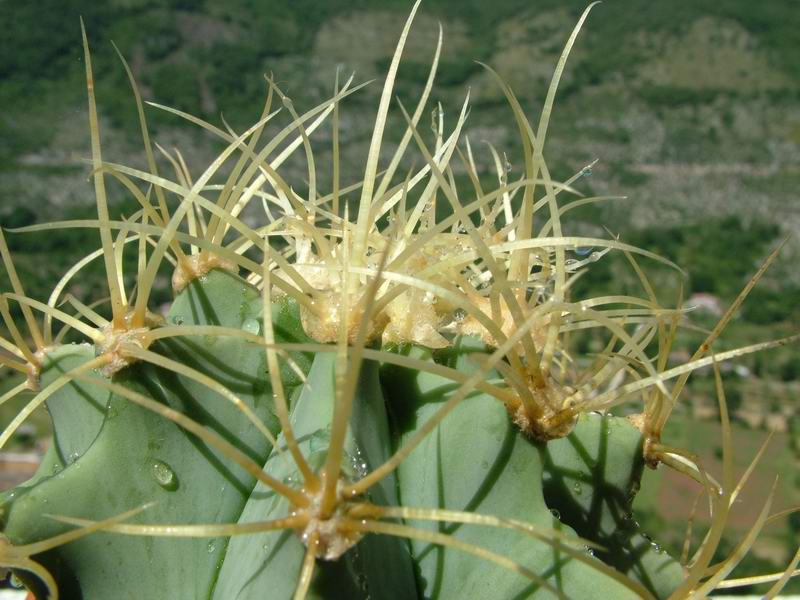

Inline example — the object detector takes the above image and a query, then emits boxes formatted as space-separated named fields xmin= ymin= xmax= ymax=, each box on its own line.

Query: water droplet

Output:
xmin=262 ymin=544 xmax=270 ymax=553
xmin=581 ymin=166 xmax=593 ymax=177
xmin=67 ymin=452 xmax=80 ymax=465
xmin=550 ymin=509 xmax=561 ymax=520
xmin=588 ymin=251 xmax=602 ymax=263
xmin=346 ymin=446 xmax=369 ymax=479
xmin=207 ymin=541 xmax=217 ymax=553
xmin=242 ymin=318 xmax=260 ymax=336
xmin=575 ymin=246 xmax=593 ymax=257
xmin=152 ymin=460 xmax=178 ymax=491
xmin=573 ymin=482 xmax=583 ymax=496
xmin=52 ymin=463 xmax=62 ymax=475
xmin=171 ymin=316 xmax=185 ymax=326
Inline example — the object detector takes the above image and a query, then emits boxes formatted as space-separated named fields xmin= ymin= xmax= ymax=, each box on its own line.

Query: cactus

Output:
xmin=0 ymin=2 xmax=797 ymax=599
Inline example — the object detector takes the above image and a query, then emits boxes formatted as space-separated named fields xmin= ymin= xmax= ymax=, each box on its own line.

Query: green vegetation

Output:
xmin=4 ymin=0 xmax=798 ymax=300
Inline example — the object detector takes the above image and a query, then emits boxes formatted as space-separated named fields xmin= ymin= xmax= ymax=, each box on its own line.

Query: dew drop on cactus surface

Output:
xmin=241 ymin=318 xmax=261 ymax=335
xmin=573 ymin=481 xmax=583 ymax=495
xmin=151 ymin=460 xmax=178 ymax=491
xmin=347 ymin=446 xmax=369 ymax=479
xmin=207 ymin=541 xmax=217 ymax=554
xmin=581 ymin=165 xmax=593 ymax=176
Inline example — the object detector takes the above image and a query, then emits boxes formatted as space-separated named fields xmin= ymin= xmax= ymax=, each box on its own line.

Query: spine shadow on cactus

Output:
xmin=383 ymin=341 xmax=654 ymax=599
xmin=538 ymin=414 xmax=685 ymax=599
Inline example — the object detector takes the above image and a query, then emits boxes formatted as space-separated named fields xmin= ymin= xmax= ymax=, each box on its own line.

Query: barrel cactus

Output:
xmin=1 ymin=2 xmax=796 ymax=598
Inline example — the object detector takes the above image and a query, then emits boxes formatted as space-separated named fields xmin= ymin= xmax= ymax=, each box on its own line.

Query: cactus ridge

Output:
xmin=0 ymin=2 xmax=797 ymax=599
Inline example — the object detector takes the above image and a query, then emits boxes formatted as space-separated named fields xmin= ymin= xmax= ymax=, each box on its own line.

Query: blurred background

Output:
xmin=1 ymin=0 xmax=798 ymax=594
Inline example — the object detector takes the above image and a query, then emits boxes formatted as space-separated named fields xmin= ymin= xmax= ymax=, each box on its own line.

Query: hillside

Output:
xmin=2 ymin=1 xmax=799 ymax=306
